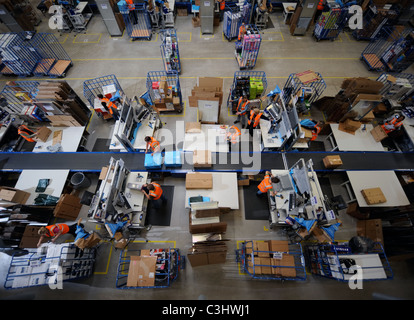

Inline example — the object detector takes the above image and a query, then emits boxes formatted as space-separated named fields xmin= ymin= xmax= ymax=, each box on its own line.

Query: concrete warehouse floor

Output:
xmin=0 ymin=5 xmax=414 ymax=301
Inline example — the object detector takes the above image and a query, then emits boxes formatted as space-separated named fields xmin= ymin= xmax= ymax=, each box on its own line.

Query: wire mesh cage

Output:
xmin=377 ymin=72 xmax=414 ymax=102
xmin=361 ymin=26 xmax=414 ymax=72
xmin=160 ymin=29 xmax=181 ymax=74
xmin=146 ymin=71 xmax=183 ymax=112
xmin=4 ymin=244 xmax=96 ymax=290
xmin=352 ymin=6 xmax=399 ymax=41
xmin=304 ymin=242 xmax=393 ymax=282
xmin=119 ymin=3 xmax=152 ymax=41
xmin=235 ymin=24 xmax=261 ymax=70
xmin=313 ymin=5 xmax=349 ymax=41
xmin=83 ymin=74 xmax=125 ymax=106
xmin=236 ymin=240 xmax=307 ymax=281
xmin=223 ymin=7 xmax=243 ymax=41
xmin=227 ymin=70 xmax=267 ymax=112
xmin=30 ymin=33 xmax=72 ymax=78
xmin=115 ymin=248 xmax=185 ymax=289
xmin=281 ymin=70 xmax=326 ymax=108
xmin=0 ymin=80 xmax=40 ymax=114
xmin=0 ymin=33 xmax=40 ymax=77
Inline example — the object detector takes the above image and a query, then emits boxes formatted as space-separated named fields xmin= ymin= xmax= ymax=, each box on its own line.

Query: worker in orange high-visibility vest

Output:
xmin=219 ymin=0 xmax=225 ymax=21
xmin=257 ymin=171 xmax=280 ymax=198
xmin=18 ymin=125 xmax=38 ymax=142
xmin=238 ymin=22 xmax=246 ymax=41
xmin=246 ymin=107 xmax=270 ymax=136
xmin=310 ymin=122 xmax=322 ymax=141
xmin=381 ymin=114 xmax=405 ymax=134
xmin=145 ymin=136 xmax=161 ymax=154
xmin=97 ymin=94 xmax=119 ymax=120
xmin=314 ymin=0 xmax=325 ymax=22
xmin=226 ymin=125 xmax=241 ymax=146
xmin=126 ymin=0 xmax=135 ymax=10
xmin=142 ymin=182 xmax=166 ymax=209
xmin=233 ymin=95 xmax=250 ymax=128
xmin=37 ymin=219 xmax=84 ymax=247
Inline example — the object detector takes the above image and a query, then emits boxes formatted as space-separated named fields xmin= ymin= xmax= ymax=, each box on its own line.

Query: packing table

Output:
xmin=33 ymin=127 xmax=86 ymax=153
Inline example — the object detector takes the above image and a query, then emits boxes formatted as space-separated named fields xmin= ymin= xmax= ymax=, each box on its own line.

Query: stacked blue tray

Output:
xmin=144 ymin=153 xmax=163 ymax=169
xmin=164 ymin=150 xmax=182 ymax=168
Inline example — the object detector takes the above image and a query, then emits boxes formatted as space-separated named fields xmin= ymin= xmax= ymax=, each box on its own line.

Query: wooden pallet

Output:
xmin=35 ymin=59 xmax=55 ymax=74
xmin=131 ymin=28 xmax=150 ymax=38
xmin=1 ymin=65 xmax=14 ymax=75
xmin=362 ymin=53 xmax=385 ymax=70
xmin=48 ymin=60 xmax=71 ymax=76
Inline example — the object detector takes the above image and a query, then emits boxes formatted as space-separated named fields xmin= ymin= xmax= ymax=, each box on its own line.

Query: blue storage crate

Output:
xmin=144 ymin=152 xmax=163 ymax=169
xmin=188 ymin=197 xmax=211 ymax=206
xmin=164 ymin=150 xmax=182 ymax=168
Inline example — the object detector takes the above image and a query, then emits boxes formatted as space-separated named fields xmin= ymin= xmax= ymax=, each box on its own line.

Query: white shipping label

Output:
xmin=273 ymin=252 xmax=283 ymax=260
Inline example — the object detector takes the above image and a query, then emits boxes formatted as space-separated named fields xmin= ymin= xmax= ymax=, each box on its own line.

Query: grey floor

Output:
xmin=0 ymin=8 xmax=414 ymax=301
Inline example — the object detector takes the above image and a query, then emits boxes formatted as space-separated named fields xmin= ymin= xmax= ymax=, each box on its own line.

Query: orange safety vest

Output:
xmin=310 ymin=124 xmax=321 ymax=141
xmin=219 ymin=0 xmax=225 ymax=10
xmin=148 ymin=137 xmax=160 ymax=151
xmin=237 ymin=97 xmax=249 ymax=115
xmin=248 ymin=110 xmax=262 ymax=128
xmin=238 ymin=25 xmax=246 ymax=41
xmin=317 ymin=0 xmax=324 ymax=10
xmin=149 ymin=183 xmax=163 ymax=200
xmin=126 ymin=0 xmax=135 ymax=10
xmin=258 ymin=174 xmax=273 ymax=193
xmin=381 ymin=117 xmax=404 ymax=134
xmin=18 ymin=125 xmax=36 ymax=142
xmin=227 ymin=125 xmax=241 ymax=144
xmin=45 ymin=224 xmax=70 ymax=237
xmin=100 ymin=97 xmax=118 ymax=114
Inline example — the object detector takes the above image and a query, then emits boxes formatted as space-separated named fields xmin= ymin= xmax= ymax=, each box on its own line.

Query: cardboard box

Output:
xmin=260 ymin=258 xmax=273 ymax=274
xmin=361 ymin=187 xmax=387 ymax=205
xmin=127 ymin=256 xmax=157 ymax=287
xmin=187 ymin=249 xmax=227 ymax=267
xmin=370 ymin=125 xmax=388 ymax=142
xmin=357 ymin=219 xmax=384 ymax=244
xmin=187 ymin=252 xmax=209 ymax=267
xmin=35 ymin=126 xmax=52 ymax=142
xmin=192 ymin=16 xmax=201 ymax=27
xmin=271 ymin=255 xmax=296 ymax=277
xmin=339 ymin=119 xmax=361 ymax=134
xmin=185 ymin=122 xmax=202 ymax=133
xmin=323 ymin=155 xmax=343 ymax=169
xmin=193 ymin=150 xmax=212 ymax=168
xmin=186 ymin=172 xmax=213 ymax=189
xmin=114 ymin=238 xmax=128 ymax=249
xmin=75 ymin=232 xmax=101 ymax=250
xmin=297 ymin=127 xmax=313 ymax=143
xmin=19 ymin=225 xmax=44 ymax=249
xmin=296 ymin=70 xmax=320 ymax=85
xmin=0 ymin=187 xmax=30 ymax=205
xmin=247 ymin=257 xmax=261 ymax=274
xmin=257 ymin=241 xmax=269 ymax=257
xmin=245 ymin=241 xmax=258 ymax=255
xmin=53 ymin=194 xmax=82 ymax=220
xmin=267 ymin=240 xmax=289 ymax=253
xmin=99 ymin=166 xmax=109 ymax=180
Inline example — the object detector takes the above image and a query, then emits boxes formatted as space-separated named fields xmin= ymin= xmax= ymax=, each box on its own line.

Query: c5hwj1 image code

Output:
xmin=161 ymin=304 xmax=250 ymax=317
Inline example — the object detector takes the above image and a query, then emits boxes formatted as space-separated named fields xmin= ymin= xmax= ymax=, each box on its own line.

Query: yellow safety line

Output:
xmin=59 ymin=34 xmax=69 ymax=44
xmin=94 ymin=241 xmax=113 ymax=275
xmin=177 ymin=32 xmax=192 ymax=42
xmin=200 ymin=31 xmax=214 ymax=39
xmin=86 ymin=109 xmax=95 ymax=132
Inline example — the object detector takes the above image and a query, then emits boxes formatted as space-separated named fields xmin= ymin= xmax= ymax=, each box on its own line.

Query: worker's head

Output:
xmin=271 ymin=177 xmax=280 ymax=184
xmin=38 ymin=227 xmax=48 ymax=236
xmin=97 ymin=94 xmax=104 ymax=99
xmin=397 ymin=114 xmax=405 ymax=122
xmin=147 ymin=183 xmax=155 ymax=190
xmin=144 ymin=136 xmax=152 ymax=142
xmin=242 ymin=95 xmax=248 ymax=102
xmin=229 ymin=127 xmax=236 ymax=133
xmin=253 ymin=107 xmax=260 ymax=115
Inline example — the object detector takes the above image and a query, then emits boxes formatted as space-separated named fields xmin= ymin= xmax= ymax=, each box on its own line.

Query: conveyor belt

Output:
xmin=0 ymin=151 xmax=413 ymax=172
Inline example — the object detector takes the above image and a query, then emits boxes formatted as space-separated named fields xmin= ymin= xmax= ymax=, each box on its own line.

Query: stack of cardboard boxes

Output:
xmin=151 ymin=77 xmax=181 ymax=112
xmin=189 ymin=77 xmax=223 ymax=109
xmin=33 ymin=81 xmax=91 ymax=127
xmin=53 ymin=194 xmax=82 ymax=221
xmin=245 ymin=240 xmax=297 ymax=278
xmin=316 ymin=78 xmax=384 ymax=123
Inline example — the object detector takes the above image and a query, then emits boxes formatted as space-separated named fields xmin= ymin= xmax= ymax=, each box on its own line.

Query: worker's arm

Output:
xmin=37 ymin=235 xmax=45 ymax=248
xmin=51 ymin=230 xmax=63 ymax=243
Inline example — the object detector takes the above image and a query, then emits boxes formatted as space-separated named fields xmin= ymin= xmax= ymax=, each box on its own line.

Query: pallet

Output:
xmin=362 ymin=53 xmax=385 ymax=70
xmin=48 ymin=60 xmax=72 ymax=77
xmin=35 ymin=59 xmax=55 ymax=75
xmin=131 ymin=28 xmax=151 ymax=39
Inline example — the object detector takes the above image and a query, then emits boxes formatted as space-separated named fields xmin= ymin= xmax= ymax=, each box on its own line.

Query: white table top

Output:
xmin=33 ymin=126 xmax=85 ymax=153
xmin=109 ymin=117 xmax=157 ymax=152
xmin=185 ymin=172 xmax=239 ymax=209
xmin=123 ymin=171 xmax=149 ymax=212
xmin=282 ymin=2 xmax=297 ymax=12
xmin=183 ymin=124 xmax=229 ymax=153
xmin=14 ymin=170 xmax=70 ymax=205
xmin=330 ymin=123 xmax=385 ymax=152
xmin=261 ymin=120 xmax=309 ymax=149
xmin=346 ymin=171 xmax=410 ymax=207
